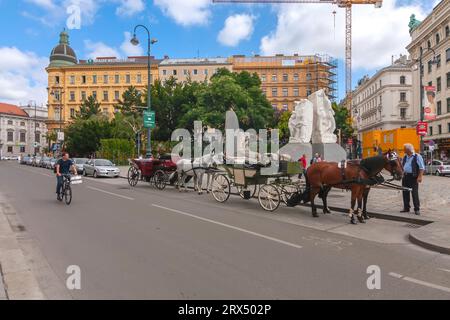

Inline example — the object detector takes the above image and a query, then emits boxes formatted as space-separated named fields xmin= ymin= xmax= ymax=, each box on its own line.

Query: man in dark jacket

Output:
xmin=401 ymin=143 xmax=425 ymax=215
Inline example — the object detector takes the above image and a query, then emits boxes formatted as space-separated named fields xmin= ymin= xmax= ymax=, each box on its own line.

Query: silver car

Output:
xmin=82 ymin=159 xmax=120 ymax=178
xmin=73 ymin=158 xmax=89 ymax=174
xmin=426 ymin=160 xmax=450 ymax=176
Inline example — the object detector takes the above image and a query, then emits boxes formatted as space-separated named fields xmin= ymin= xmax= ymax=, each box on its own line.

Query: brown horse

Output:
xmin=300 ymin=151 xmax=403 ymax=224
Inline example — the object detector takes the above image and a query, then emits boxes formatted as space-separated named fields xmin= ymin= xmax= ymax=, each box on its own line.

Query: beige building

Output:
xmin=406 ymin=0 xmax=450 ymax=158
xmin=352 ymin=55 xmax=415 ymax=142
xmin=158 ymin=58 xmax=232 ymax=83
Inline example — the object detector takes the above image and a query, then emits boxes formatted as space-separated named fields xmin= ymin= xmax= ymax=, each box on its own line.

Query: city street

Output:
xmin=1 ymin=161 xmax=449 ymax=299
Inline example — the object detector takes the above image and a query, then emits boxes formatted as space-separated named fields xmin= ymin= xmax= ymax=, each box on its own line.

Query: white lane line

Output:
xmin=389 ymin=272 xmax=450 ymax=294
xmin=87 ymin=186 xmax=134 ymax=200
xmin=438 ymin=268 xmax=450 ymax=273
xmin=152 ymin=204 xmax=303 ymax=249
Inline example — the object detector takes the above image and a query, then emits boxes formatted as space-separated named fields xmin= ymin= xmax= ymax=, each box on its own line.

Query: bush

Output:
xmin=97 ymin=139 xmax=134 ymax=165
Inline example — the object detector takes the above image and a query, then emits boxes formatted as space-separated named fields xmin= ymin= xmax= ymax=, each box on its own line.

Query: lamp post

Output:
xmin=49 ymin=87 xmax=64 ymax=156
xmin=415 ymin=47 xmax=437 ymax=156
xmin=130 ymin=25 xmax=158 ymax=158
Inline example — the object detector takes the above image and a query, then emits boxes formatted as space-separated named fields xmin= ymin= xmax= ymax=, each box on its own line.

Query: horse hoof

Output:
xmin=350 ymin=218 xmax=357 ymax=225
xmin=363 ymin=214 xmax=370 ymax=220
xmin=312 ymin=212 xmax=319 ymax=218
xmin=357 ymin=216 xmax=366 ymax=223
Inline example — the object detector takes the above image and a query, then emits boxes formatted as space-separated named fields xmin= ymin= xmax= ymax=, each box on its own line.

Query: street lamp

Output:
xmin=48 ymin=87 xmax=64 ymax=155
xmin=414 ymin=47 xmax=437 ymax=156
xmin=130 ymin=24 xmax=158 ymax=158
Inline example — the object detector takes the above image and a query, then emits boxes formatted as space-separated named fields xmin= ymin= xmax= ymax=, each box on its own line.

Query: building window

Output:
xmin=282 ymin=74 xmax=288 ymax=82
xmin=35 ymin=132 xmax=40 ymax=143
xmin=20 ymin=146 xmax=25 ymax=153
xmin=115 ymin=91 xmax=120 ymax=101
xmin=428 ymin=60 xmax=433 ymax=73
xmin=137 ymin=74 xmax=142 ymax=83
xmin=293 ymin=73 xmax=299 ymax=81
xmin=193 ymin=69 xmax=198 ymax=75
xmin=7 ymin=120 xmax=13 ymax=125
xmin=92 ymin=75 xmax=97 ymax=84
xmin=103 ymin=75 xmax=108 ymax=84
xmin=306 ymin=73 xmax=312 ymax=81
xmin=20 ymin=132 xmax=26 ymax=143
xmin=437 ymin=77 xmax=442 ymax=92
xmin=261 ymin=74 xmax=266 ymax=82
xmin=183 ymin=69 xmax=188 ymax=76
xmin=427 ymin=40 xmax=431 ymax=48
xmin=81 ymin=75 xmax=86 ymax=84
xmin=103 ymin=91 xmax=109 ymax=101
xmin=271 ymin=104 xmax=277 ymax=110
xmin=447 ymin=98 xmax=450 ymax=113
xmin=173 ymin=69 xmax=177 ymax=76
xmin=115 ymin=74 xmax=120 ymax=84
xmin=271 ymin=88 xmax=278 ymax=97
xmin=293 ymin=88 xmax=299 ymax=97
xmin=448 ymin=123 xmax=450 ymax=133
xmin=92 ymin=91 xmax=97 ymax=100
xmin=282 ymin=104 xmax=288 ymax=111
xmin=429 ymin=126 xmax=433 ymax=136
xmin=70 ymin=108 xmax=75 ymax=118
xmin=81 ymin=91 xmax=86 ymax=101
xmin=446 ymin=48 xmax=450 ymax=62
xmin=400 ymin=108 xmax=406 ymax=119
xmin=436 ymin=33 xmax=440 ymax=45
xmin=271 ymin=74 xmax=277 ymax=82
xmin=55 ymin=76 xmax=60 ymax=84
xmin=282 ymin=88 xmax=288 ymax=97
xmin=162 ymin=70 xmax=167 ymax=76
xmin=7 ymin=131 xmax=13 ymax=142
xmin=400 ymin=92 xmax=406 ymax=102
xmin=70 ymin=91 xmax=75 ymax=101
xmin=125 ymin=74 xmax=131 ymax=84
xmin=306 ymin=89 xmax=312 ymax=96
xmin=20 ymin=121 xmax=25 ymax=126
xmin=7 ymin=146 xmax=13 ymax=153
xmin=35 ymin=123 xmax=39 ymax=128
xmin=446 ymin=26 xmax=450 ymax=38
xmin=262 ymin=88 xmax=267 ymax=96
xmin=437 ymin=101 xmax=442 ymax=115
xmin=438 ymin=124 xmax=442 ymax=135
xmin=400 ymin=76 xmax=406 ymax=85
xmin=70 ymin=75 xmax=75 ymax=85
xmin=436 ymin=54 xmax=441 ymax=68
xmin=54 ymin=108 xmax=60 ymax=121
xmin=204 ymin=69 xmax=208 ymax=76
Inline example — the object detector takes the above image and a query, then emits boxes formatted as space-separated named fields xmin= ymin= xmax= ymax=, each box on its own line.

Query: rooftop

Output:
xmin=159 ymin=57 xmax=230 ymax=66
xmin=0 ymin=103 xmax=29 ymax=118
xmin=77 ymin=56 xmax=162 ymax=66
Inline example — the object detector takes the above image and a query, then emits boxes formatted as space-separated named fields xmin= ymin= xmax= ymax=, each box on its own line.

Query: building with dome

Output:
xmin=46 ymin=30 xmax=161 ymax=133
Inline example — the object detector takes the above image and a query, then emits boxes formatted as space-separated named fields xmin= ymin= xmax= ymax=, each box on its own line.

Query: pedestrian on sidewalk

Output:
xmin=298 ymin=154 xmax=307 ymax=179
xmin=310 ymin=153 xmax=320 ymax=165
xmin=401 ymin=143 xmax=425 ymax=215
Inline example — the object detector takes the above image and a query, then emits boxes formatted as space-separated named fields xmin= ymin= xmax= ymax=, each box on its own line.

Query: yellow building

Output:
xmin=229 ymin=54 xmax=337 ymax=111
xmin=46 ymin=30 xmax=160 ymax=133
xmin=362 ymin=128 xmax=420 ymax=158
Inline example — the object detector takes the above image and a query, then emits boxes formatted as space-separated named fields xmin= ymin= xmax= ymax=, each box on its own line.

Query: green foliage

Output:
xmin=97 ymin=139 xmax=134 ymax=165
xmin=77 ymin=95 xmax=101 ymax=120
xmin=114 ymin=86 xmax=144 ymax=116
xmin=276 ymin=111 xmax=292 ymax=145
xmin=332 ymin=102 xmax=354 ymax=140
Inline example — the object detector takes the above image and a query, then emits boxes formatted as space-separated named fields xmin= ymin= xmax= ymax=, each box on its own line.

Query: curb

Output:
xmin=409 ymin=222 xmax=450 ymax=255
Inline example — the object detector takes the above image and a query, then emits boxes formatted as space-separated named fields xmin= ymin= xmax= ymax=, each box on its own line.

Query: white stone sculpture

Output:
xmin=288 ymin=99 xmax=313 ymax=143
xmin=309 ymin=89 xmax=337 ymax=144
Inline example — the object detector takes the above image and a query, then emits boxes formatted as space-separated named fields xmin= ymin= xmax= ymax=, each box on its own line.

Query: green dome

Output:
xmin=49 ymin=29 xmax=77 ymax=67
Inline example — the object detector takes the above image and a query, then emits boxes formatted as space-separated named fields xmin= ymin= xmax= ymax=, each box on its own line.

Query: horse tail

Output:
xmin=301 ymin=168 xmax=311 ymax=204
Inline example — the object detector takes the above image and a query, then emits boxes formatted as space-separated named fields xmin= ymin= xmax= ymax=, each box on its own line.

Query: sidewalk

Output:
xmin=0 ymin=193 xmax=45 ymax=299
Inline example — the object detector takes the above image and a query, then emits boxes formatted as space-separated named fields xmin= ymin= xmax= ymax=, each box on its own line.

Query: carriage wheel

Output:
xmin=211 ymin=174 xmax=231 ymax=203
xmin=154 ymin=170 xmax=167 ymax=190
xmin=258 ymin=184 xmax=280 ymax=212
xmin=280 ymin=185 xmax=300 ymax=205
xmin=236 ymin=185 xmax=257 ymax=200
xmin=127 ymin=166 xmax=140 ymax=187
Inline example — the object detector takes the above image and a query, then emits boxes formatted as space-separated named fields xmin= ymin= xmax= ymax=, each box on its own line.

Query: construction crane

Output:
xmin=212 ymin=0 xmax=383 ymax=105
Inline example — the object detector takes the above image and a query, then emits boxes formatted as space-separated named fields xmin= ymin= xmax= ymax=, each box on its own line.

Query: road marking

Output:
xmin=389 ymin=272 xmax=450 ymax=294
xmin=152 ymin=204 xmax=303 ymax=249
xmin=438 ymin=268 xmax=450 ymax=273
xmin=87 ymin=186 xmax=134 ymax=200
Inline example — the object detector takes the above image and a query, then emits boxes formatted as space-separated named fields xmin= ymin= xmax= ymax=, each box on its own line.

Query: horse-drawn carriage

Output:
xmin=127 ymin=154 xmax=177 ymax=190
xmin=210 ymin=160 xmax=304 ymax=212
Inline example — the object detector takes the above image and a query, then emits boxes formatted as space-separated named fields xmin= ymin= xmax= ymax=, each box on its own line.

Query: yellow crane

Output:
xmin=213 ymin=0 xmax=383 ymax=105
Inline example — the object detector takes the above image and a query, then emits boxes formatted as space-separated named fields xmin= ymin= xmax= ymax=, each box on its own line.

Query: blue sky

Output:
xmin=0 ymin=0 xmax=440 ymax=105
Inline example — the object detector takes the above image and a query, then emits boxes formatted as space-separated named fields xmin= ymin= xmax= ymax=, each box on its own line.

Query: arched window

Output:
xmin=436 ymin=33 xmax=440 ymax=45
xmin=427 ymin=40 xmax=432 ymax=48
xmin=400 ymin=76 xmax=406 ymax=85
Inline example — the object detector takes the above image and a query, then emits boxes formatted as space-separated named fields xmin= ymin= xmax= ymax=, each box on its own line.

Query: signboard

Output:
xmin=143 ymin=110 xmax=156 ymax=129
xmin=57 ymin=132 xmax=65 ymax=141
xmin=347 ymin=138 xmax=353 ymax=145
xmin=424 ymin=86 xmax=436 ymax=121
xmin=281 ymin=60 xmax=296 ymax=67
xmin=416 ymin=121 xmax=428 ymax=136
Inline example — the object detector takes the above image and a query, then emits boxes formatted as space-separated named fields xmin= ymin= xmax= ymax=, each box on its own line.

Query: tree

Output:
xmin=44 ymin=130 xmax=57 ymax=152
xmin=332 ymin=102 xmax=354 ymax=141
xmin=77 ymin=95 xmax=101 ymax=120
xmin=114 ymin=86 xmax=144 ymax=116
xmin=276 ymin=111 xmax=291 ymax=145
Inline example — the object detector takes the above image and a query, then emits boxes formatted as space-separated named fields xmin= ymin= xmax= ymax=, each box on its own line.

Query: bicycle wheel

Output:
xmin=154 ymin=170 xmax=167 ymax=190
xmin=64 ymin=184 xmax=72 ymax=205
xmin=258 ymin=184 xmax=280 ymax=212
xmin=211 ymin=174 xmax=231 ymax=203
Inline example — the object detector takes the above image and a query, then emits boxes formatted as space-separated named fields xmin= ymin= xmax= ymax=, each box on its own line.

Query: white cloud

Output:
xmin=120 ymin=32 xmax=144 ymax=56
xmin=116 ymin=0 xmax=145 ymax=17
xmin=260 ymin=0 xmax=429 ymax=70
xmin=218 ymin=14 xmax=255 ymax=47
xmin=154 ymin=0 xmax=211 ymax=26
xmin=84 ymin=40 xmax=121 ymax=59
xmin=25 ymin=0 xmax=56 ymax=10
xmin=0 ymin=47 xmax=48 ymax=106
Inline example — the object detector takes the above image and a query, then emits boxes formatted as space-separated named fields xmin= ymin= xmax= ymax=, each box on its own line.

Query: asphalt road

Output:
xmin=0 ymin=161 xmax=449 ymax=299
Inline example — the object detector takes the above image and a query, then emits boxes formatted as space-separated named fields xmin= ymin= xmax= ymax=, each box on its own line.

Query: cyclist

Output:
xmin=56 ymin=152 xmax=77 ymax=201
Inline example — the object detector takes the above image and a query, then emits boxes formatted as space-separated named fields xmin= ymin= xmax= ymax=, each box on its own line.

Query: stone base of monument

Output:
xmin=312 ymin=143 xmax=347 ymax=162
xmin=279 ymin=143 xmax=312 ymax=162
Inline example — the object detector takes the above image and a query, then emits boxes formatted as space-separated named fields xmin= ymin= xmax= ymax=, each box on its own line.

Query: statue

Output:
xmin=408 ymin=14 xmax=421 ymax=33
xmin=309 ymin=89 xmax=337 ymax=144
xmin=288 ymin=99 xmax=313 ymax=143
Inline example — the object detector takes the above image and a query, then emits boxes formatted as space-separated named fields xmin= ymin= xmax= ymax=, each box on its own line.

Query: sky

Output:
xmin=0 ymin=0 xmax=441 ymax=107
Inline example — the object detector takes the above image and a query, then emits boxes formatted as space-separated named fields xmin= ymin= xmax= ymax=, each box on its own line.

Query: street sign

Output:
xmin=143 ymin=110 xmax=155 ymax=129
xmin=416 ymin=121 xmax=428 ymax=136
xmin=57 ymin=132 xmax=65 ymax=141
xmin=347 ymin=138 xmax=353 ymax=145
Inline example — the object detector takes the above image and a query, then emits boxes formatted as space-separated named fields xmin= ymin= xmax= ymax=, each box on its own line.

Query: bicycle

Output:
xmin=58 ymin=174 xmax=73 ymax=205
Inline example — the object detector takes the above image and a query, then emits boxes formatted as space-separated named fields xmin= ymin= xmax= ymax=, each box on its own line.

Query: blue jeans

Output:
xmin=56 ymin=175 xmax=63 ymax=195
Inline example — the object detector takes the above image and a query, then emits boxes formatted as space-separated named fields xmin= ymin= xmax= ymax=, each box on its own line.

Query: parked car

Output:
xmin=1 ymin=156 xmax=10 ymax=160
xmin=49 ymin=158 xmax=57 ymax=170
xmin=41 ymin=157 xmax=51 ymax=168
xmin=32 ymin=156 xmax=42 ymax=167
xmin=426 ymin=160 xmax=450 ymax=176
xmin=73 ymin=158 xmax=89 ymax=174
xmin=83 ymin=159 xmax=120 ymax=178
xmin=26 ymin=156 xmax=34 ymax=165
xmin=21 ymin=156 xmax=30 ymax=165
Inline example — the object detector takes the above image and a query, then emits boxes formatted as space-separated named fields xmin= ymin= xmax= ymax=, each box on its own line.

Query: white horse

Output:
xmin=176 ymin=153 xmax=223 ymax=194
